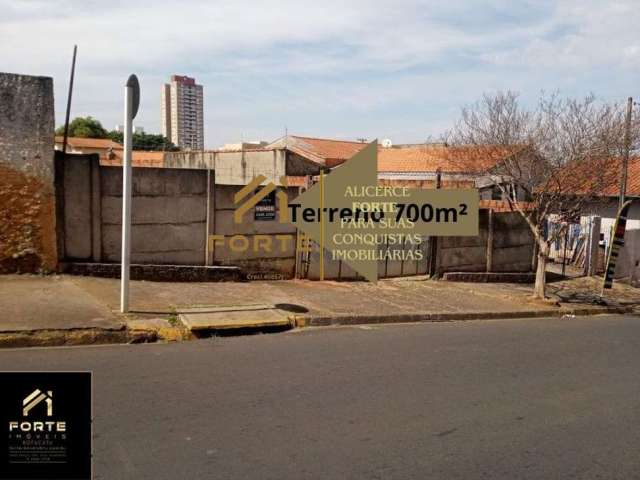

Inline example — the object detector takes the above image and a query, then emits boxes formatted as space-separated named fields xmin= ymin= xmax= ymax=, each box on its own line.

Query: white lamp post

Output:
xmin=120 ymin=74 xmax=140 ymax=313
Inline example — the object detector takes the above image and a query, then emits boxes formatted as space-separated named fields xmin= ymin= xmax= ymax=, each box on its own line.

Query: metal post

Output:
xmin=61 ymin=45 xmax=77 ymax=155
xmin=319 ymin=170 xmax=325 ymax=281
xmin=586 ymin=216 xmax=601 ymax=277
xmin=205 ymin=169 xmax=211 ymax=266
xmin=562 ymin=227 xmax=568 ymax=277
xmin=485 ymin=208 xmax=493 ymax=272
xmin=120 ymin=75 xmax=140 ymax=313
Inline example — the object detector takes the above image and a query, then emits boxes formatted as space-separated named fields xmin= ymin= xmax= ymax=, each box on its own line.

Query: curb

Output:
xmin=291 ymin=306 xmax=634 ymax=328
xmin=0 ymin=323 xmax=191 ymax=349
xmin=0 ymin=327 xmax=129 ymax=349
xmin=0 ymin=306 xmax=633 ymax=348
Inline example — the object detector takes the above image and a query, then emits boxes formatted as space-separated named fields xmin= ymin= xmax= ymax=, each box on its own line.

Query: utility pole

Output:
xmin=619 ymin=97 xmax=633 ymax=211
xmin=61 ymin=45 xmax=77 ymax=155
xmin=120 ymin=75 xmax=140 ymax=313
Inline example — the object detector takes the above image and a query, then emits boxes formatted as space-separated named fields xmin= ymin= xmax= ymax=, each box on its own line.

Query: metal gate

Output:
xmin=296 ymin=235 xmax=431 ymax=280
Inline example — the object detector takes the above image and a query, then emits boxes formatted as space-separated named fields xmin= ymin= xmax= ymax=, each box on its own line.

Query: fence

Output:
xmin=56 ymin=153 xmax=536 ymax=280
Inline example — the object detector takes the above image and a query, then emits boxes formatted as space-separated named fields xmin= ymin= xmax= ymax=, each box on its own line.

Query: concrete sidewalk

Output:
xmin=0 ymin=275 xmax=126 ymax=347
xmin=74 ymin=274 xmax=560 ymax=318
xmin=0 ymin=275 xmax=123 ymax=331
xmin=0 ymin=273 xmax=636 ymax=347
xmin=71 ymin=274 xmax=638 ymax=318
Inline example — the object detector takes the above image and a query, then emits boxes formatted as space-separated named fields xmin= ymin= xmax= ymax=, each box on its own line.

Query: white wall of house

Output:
xmin=582 ymin=199 xmax=640 ymax=281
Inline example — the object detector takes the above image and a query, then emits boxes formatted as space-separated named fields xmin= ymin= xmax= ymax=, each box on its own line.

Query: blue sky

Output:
xmin=2 ymin=0 xmax=639 ymax=148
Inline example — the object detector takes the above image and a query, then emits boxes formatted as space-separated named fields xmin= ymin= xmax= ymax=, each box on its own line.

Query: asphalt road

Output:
xmin=2 ymin=315 xmax=640 ymax=479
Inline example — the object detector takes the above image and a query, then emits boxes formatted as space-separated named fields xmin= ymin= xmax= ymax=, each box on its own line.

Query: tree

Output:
xmin=106 ymin=131 xmax=179 ymax=151
xmin=55 ymin=116 xmax=108 ymax=138
xmin=446 ymin=91 xmax=639 ymax=299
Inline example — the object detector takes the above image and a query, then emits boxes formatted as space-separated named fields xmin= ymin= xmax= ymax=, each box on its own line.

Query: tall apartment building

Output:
xmin=161 ymin=75 xmax=204 ymax=150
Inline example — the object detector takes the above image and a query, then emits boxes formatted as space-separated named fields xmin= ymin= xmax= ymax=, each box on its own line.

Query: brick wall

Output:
xmin=0 ymin=73 xmax=57 ymax=273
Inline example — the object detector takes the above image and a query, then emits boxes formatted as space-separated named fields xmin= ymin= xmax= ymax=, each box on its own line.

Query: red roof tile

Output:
xmin=54 ymin=136 xmax=123 ymax=150
xmin=378 ymin=145 xmax=522 ymax=174
xmin=602 ymin=157 xmax=640 ymax=197
xmin=100 ymin=150 xmax=165 ymax=168
xmin=283 ymin=136 xmax=367 ymax=167
xmin=561 ymin=156 xmax=640 ymax=197
xmin=285 ymin=176 xmax=308 ymax=187
xmin=275 ymin=136 xmax=522 ymax=173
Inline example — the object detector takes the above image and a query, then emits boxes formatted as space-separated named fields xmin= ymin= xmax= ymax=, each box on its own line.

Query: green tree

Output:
xmin=106 ymin=130 xmax=123 ymax=143
xmin=107 ymin=130 xmax=179 ymax=151
xmin=55 ymin=116 xmax=108 ymax=138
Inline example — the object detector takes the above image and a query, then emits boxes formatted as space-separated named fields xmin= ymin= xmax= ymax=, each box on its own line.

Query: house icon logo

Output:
xmin=22 ymin=389 xmax=53 ymax=417
xmin=233 ymin=175 xmax=289 ymax=224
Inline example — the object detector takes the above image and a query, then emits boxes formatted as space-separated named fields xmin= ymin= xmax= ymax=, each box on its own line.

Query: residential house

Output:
xmin=54 ymin=136 xmax=165 ymax=167
xmin=573 ymin=157 xmax=640 ymax=281
xmin=55 ymin=136 xmax=123 ymax=162
xmin=267 ymin=135 xmax=529 ymax=210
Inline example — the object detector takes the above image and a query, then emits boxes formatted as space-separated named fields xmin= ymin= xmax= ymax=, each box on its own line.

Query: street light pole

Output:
xmin=121 ymin=75 xmax=140 ymax=313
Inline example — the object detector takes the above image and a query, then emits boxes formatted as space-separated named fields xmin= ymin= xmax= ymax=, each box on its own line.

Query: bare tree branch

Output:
xmin=446 ymin=91 xmax=638 ymax=298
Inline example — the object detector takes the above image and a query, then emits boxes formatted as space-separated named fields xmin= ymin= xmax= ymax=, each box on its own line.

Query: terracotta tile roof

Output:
xmin=285 ymin=176 xmax=309 ymax=187
xmin=273 ymin=135 xmax=367 ymax=167
xmin=602 ymin=157 xmax=640 ymax=197
xmin=100 ymin=150 xmax=165 ymax=168
xmin=130 ymin=151 xmax=165 ymax=168
xmin=378 ymin=178 xmax=476 ymax=189
xmin=378 ymin=179 xmax=534 ymax=211
xmin=378 ymin=145 xmax=522 ymax=174
xmin=54 ymin=136 xmax=123 ymax=150
xmin=555 ymin=156 xmax=640 ymax=198
xmin=625 ymin=157 xmax=640 ymax=196
xmin=271 ymin=135 xmax=523 ymax=173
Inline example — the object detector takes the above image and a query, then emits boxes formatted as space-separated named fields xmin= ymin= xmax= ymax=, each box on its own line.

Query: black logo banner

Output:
xmin=0 ymin=372 xmax=91 ymax=479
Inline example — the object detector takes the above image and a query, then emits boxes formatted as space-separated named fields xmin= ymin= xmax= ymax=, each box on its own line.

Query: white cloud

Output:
xmin=1 ymin=0 xmax=638 ymax=146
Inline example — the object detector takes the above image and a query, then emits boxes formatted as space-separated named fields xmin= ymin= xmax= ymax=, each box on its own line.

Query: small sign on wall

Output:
xmin=254 ymin=189 xmax=276 ymax=221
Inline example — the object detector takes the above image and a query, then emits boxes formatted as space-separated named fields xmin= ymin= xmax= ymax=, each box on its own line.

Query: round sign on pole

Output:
xmin=126 ymin=74 xmax=140 ymax=120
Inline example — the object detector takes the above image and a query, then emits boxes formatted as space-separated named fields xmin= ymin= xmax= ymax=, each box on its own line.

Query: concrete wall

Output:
xmin=58 ymin=153 xmax=95 ymax=261
xmin=211 ymin=184 xmax=299 ymax=277
xmin=297 ymin=210 xmax=534 ymax=280
xmin=60 ymin=157 xmax=300 ymax=275
xmin=437 ymin=210 xmax=534 ymax=274
xmin=163 ymin=149 xmax=321 ymax=184
xmin=60 ymin=156 xmax=208 ymax=265
xmin=101 ymin=166 xmax=207 ymax=264
xmin=164 ymin=149 xmax=287 ymax=185
xmin=59 ymin=153 xmax=535 ymax=279
xmin=436 ymin=210 xmax=489 ymax=273
xmin=0 ymin=73 xmax=57 ymax=273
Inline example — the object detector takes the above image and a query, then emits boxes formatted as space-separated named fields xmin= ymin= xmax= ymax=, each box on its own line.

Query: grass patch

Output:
xmin=167 ymin=306 xmax=178 ymax=327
